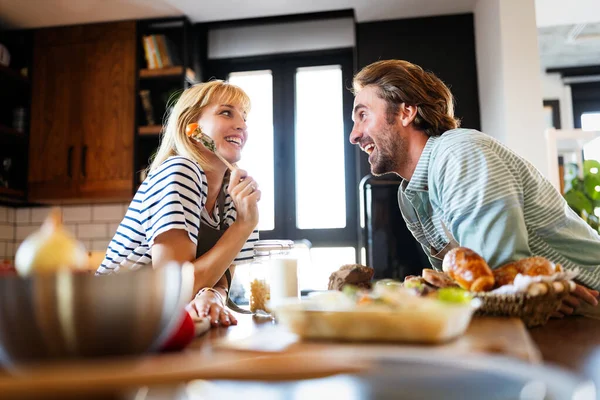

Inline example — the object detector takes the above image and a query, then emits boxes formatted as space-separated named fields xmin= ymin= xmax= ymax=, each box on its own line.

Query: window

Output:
xmin=208 ymin=50 xmax=357 ymax=290
xmin=582 ymin=112 xmax=600 ymax=131
xmin=295 ymin=65 xmax=347 ymax=230
xmin=582 ymin=113 xmax=600 ymax=163
xmin=228 ymin=70 xmax=275 ymax=231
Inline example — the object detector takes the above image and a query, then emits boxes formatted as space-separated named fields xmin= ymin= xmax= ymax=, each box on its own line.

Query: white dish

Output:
xmin=274 ymin=295 xmax=480 ymax=343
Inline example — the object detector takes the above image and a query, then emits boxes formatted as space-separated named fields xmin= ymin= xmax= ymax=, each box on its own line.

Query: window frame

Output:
xmin=206 ymin=48 xmax=358 ymax=249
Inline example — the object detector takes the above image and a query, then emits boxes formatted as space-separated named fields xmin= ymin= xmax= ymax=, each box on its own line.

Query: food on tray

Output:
xmin=328 ymin=264 xmax=374 ymax=291
xmin=339 ymin=284 xmax=474 ymax=307
xmin=442 ymin=247 xmax=495 ymax=292
xmin=274 ymin=283 xmax=480 ymax=343
xmin=250 ymin=278 xmax=270 ymax=313
xmin=15 ymin=208 xmax=87 ymax=276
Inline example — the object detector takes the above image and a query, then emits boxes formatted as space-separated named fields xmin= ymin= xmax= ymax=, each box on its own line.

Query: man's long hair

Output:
xmin=353 ymin=60 xmax=460 ymax=137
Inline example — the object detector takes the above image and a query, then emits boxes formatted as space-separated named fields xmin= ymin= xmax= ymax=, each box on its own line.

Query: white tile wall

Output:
xmin=30 ymin=207 xmax=54 ymax=224
xmin=0 ymin=225 xmax=13 ymax=240
xmin=77 ymin=223 xmax=108 ymax=239
xmin=1 ymin=203 xmax=129 ymax=261
xmin=0 ymin=206 xmax=14 ymax=261
xmin=62 ymin=206 xmax=92 ymax=223
xmin=16 ymin=208 xmax=29 ymax=224
xmin=16 ymin=225 xmax=38 ymax=241
xmin=6 ymin=208 xmax=15 ymax=224
xmin=6 ymin=242 xmax=15 ymax=259
xmin=91 ymin=239 xmax=110 ymax=252
xmin=92 ymin=205 xmax=124 ymax=222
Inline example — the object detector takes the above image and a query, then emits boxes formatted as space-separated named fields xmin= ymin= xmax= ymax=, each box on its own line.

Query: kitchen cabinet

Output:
xmin=0 ymin=30 xmax=32 ymax=203
xmin=28 ymin=21 xmax=136 ymax=202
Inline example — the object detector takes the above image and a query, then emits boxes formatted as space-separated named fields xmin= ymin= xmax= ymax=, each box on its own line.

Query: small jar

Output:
xmin=230 ymin=240 xmax=299 ymax=314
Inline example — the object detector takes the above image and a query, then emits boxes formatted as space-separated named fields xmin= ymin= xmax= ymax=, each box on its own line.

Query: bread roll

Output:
xmin=492 ymin=263 xmax=521 ymax=287
xmin=493 ymin=256 xmax=557 ymax=288
xmin=422 ymin=268 xmax=459 ymax=288
xmin=516 ymin=256 xmax=556 ymax=276
xmin=442 ymin=247 xmax=495 ymax=292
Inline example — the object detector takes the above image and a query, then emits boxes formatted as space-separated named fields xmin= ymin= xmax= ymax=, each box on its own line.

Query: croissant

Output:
xmin=493 ymin=256 xmax=559 ymax=288
xmin=442 ymin=247 xmax=495 ymax=292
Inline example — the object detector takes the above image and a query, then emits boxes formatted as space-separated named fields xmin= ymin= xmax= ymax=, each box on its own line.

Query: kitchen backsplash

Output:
xmin=0 ymin=204 xmax=129 ymax=261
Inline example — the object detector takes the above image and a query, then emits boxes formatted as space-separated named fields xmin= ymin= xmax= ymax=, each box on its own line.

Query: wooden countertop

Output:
xmin=1 ymin=315 xmax=598 ymax=399
xmin=528 ymin=316 xmax=600 ymax=382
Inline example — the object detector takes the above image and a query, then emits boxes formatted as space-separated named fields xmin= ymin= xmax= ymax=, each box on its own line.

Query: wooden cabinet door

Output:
xmin=77 ymin=21 xmax=136 ymax=201
xmin=28 ymin=34 xmax=83 ymax=201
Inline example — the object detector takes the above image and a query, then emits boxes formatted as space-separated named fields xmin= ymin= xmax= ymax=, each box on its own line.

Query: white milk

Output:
xmin=268 ymin=258 xmax=299 ymax=306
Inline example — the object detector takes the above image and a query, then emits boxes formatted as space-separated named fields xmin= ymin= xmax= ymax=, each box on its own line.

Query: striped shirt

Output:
xmin=96 ymin=156 xmax=259 ymax=275
xmin=398 ymin=129 xmax=600 ymax=291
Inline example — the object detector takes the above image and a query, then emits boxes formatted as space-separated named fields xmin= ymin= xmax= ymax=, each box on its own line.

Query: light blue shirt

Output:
xmin=398 ymin=129 xmax=600 ymax=291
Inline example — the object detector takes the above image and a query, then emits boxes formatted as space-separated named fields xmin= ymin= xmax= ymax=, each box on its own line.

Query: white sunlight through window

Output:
xmin=295 ymin=65 xmax=346 ymax=229
xmin=228 ymin=70 xmax=275 ymax=231
xmin=582 ymin=113 xmax=600 ymax=132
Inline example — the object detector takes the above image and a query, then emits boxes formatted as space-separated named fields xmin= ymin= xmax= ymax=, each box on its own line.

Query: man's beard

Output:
xmin=370 ymin=123 xmax=405 ymax=176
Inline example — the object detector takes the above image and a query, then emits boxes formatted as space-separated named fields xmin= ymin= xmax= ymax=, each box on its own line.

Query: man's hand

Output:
xmin=552 ymin=283 xmax=599 ymax=318
xmin=186 ymin=290 xmax=238 ymax=327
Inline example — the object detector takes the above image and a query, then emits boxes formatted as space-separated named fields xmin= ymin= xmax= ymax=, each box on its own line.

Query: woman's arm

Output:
xmin=152 ymin=222 xmax=252 ymax=295
xmin=153 ymin=168 xmax=259 ymax=295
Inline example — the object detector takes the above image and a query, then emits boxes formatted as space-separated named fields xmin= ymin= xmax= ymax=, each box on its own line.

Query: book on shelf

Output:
xmin=139 ymin=90 xmax=155 ymax=125
xmin=142 ymin=34 xmax=179 ymax=70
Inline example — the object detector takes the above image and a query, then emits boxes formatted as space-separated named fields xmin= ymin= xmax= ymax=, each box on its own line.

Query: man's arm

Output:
xmin=430 ymin=141 xmax=598 ymax=313
xmin=430 ymin=141 xmax=531 ymax=268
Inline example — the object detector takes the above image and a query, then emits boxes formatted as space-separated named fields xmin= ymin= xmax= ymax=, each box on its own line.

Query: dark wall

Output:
xmin=355 ymin=13 xmax=481 ymax=179
xmin=571 ymin=81 xmax=600 ymax=129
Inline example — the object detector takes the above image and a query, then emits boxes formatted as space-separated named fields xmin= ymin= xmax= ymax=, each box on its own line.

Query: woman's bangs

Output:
xmin=217 ymin=84 xmax=251 ymax=114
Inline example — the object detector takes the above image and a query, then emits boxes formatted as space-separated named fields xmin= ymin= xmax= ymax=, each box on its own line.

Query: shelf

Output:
xmin=0 ymin=124 xmax=26 ymax=139
xmin=139 ymin=66 xmax=195 ymax=79
xmin=138 ymin=125 xmax=163 ymax=135
xmin=0 ymin=187 xmax=25 ymax=198
xmin=0 ymin=64 xmax=29 ymax=85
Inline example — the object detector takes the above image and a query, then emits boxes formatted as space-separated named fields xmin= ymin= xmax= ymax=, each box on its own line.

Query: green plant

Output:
xmin=563 ymin=159 xmax=600 ymax=232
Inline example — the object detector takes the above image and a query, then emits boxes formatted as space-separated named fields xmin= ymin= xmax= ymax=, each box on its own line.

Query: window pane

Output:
xmin=582 ymin=112 xmax=600 ymax=131
xmin=298 ymin=247 xmax=356 ymax=291
xmin=228 ymin=71 xmax=274 ymax=231
xmin=295 ymin=65 xmax=346 ymax=229
xmin=582 ymin=113 xmax=600 ymax=165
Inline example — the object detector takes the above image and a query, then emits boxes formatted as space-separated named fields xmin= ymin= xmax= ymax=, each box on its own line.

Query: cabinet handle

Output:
xmin=67 ymin=146 xmax=74 ymax=178
xmin=81 ymin=145 xmax=88 ymax=178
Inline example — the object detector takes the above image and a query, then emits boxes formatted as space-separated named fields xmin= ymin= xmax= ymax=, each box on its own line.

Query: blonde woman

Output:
xmin=97 ymin=80 xmax=260 ymax=327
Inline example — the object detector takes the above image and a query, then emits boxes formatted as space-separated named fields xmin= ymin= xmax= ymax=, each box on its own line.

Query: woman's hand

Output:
xmin=186 ymin=289 xmax=238 ymax=327
xmin=228 ymin=168 xmax=261 ymax=231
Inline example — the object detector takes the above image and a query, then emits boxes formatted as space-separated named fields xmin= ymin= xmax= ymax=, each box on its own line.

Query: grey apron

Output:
xmin=195 ymin=187 xmax=252 ymax=314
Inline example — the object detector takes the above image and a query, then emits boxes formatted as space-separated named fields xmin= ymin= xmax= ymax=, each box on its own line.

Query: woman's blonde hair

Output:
xmin=353 ymin=60 xmax=460 ymax=137
xmin=149 ymin=80 xmax=251 ymax=173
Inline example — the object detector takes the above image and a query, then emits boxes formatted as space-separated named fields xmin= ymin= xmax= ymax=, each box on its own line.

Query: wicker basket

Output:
xmin=473 ymin=280 xmax=571 ymax=327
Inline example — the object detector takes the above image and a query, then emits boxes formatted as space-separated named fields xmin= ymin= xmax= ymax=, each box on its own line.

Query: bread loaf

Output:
xmin=328 ymin=264 xmax=374 ymax=291
xmin=442 ymin=247 xmax=495 ymax=292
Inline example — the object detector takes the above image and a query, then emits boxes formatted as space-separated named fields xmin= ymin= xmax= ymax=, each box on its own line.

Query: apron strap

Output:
xmin=217 ymin=187 xmax=252 ymax=314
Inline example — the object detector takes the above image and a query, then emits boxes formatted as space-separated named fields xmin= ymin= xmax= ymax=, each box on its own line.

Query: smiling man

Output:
xmin=350 ymin=59 xmax=600 ymax=317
